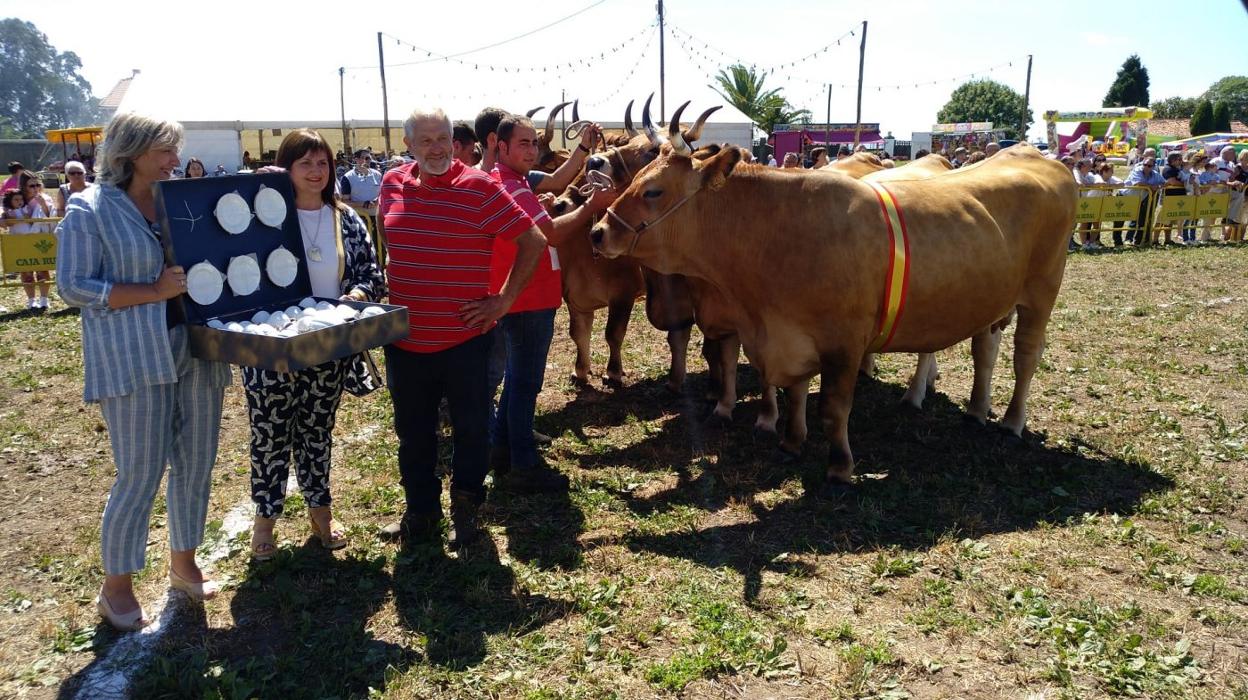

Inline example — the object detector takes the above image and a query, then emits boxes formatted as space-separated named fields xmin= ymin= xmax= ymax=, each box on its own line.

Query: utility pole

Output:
xmin=1021 ymin=54 xmax=1033 ymax=142
xmin=825 ymin=83 xmax=832 ymax=152
xmin=339 ymin=67 xmax=350 ymax=156
xmin=657 ymin=0 xmax=666 ymax=124
xmin=561 ymin=88 xmax=567 ymax=149
xmin=853 ymin=20 xmax=867 ymax=147
xmin=377 ymin=32 xmax=392 ymax=156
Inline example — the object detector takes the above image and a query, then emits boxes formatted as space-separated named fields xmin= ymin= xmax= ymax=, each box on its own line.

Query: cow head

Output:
xmin=550 ymin=98 xmax=722 ymax=217
xmin=589 ymin=107 xmax=743 ymax=260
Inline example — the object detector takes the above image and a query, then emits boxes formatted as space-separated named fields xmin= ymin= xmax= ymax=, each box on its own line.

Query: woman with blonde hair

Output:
xmin=55 ymin=113 xmax=232 ymax=631
xmin=246 ymin=129 xmax=385 ymax=560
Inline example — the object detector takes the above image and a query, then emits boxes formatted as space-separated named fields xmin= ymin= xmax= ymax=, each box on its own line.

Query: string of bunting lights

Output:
xmin=343 ymin=25 xmax=657 ymax=109
xmin=580 ymin=26 xmax=658 ymax=109
xmin=356 ymin=23 xmax=654 ymax=75
xmin=668 ymin=24 xmax=858 ymax=77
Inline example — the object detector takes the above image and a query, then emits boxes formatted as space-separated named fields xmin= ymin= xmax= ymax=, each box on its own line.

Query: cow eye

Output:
xmin=643 ymin=189 xmax=663 ymax=199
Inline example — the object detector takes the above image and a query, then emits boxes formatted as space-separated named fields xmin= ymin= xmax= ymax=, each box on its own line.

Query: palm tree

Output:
xmin=711 ymin=64 xmax=810 ymax=135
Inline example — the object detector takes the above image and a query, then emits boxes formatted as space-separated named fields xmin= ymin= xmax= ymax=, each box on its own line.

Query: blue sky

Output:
xmin=3 ymin=0 xmax=1246 ymax=139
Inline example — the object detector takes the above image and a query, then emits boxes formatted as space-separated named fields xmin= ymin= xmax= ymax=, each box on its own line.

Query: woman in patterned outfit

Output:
xmin=248 ymin=129 xmax=385 ymax=560
xmin=56 ymin=113 xmax=232 ymax=631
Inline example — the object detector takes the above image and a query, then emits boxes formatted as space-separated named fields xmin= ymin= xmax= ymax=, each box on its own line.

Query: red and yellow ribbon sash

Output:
xmin=864 ymin=181 xmax=911 ymax=353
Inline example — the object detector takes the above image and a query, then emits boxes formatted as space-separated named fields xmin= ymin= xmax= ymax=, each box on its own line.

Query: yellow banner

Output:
xmin=1 ymin=233 xmax=58 ymax=272
xmin=1101 ymin=194 xmax=1142 ymax=221
xmin=1158 ymin=195 xmax=1195 ymax=221
xmin=1195 ymin=193 xmax=1230 ymax=219
xmin=1074 ymin=196 xmax=1104 ymax=223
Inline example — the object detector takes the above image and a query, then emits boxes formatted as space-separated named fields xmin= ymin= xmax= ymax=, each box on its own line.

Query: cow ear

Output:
xmin=700 ymin=145 xmax=741 ymax=190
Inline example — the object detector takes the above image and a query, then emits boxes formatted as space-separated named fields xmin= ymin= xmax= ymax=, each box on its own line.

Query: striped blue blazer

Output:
xmin=55 ymin=183 xmax=232 ymax=402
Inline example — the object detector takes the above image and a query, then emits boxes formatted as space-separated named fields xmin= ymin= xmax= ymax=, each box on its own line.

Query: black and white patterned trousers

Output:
xmin=243 ymin=359 xmax=348 ymax=518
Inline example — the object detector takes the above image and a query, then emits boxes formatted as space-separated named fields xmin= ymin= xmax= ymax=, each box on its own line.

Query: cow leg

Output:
xmin=710 ymin=334 xmax=741 ymax=421
xmin=604 ymin=300 xmax=633 ymax=386
xmin=755 ymin=384 xmax=779 ymax=436
xmin=858 ymin=352 xmax=876 ymax=377
xmin=900 ymin=353 xmax=937 ymax=409
xmin=703 ymin=337 xmax=722 ymax=401
xmin=779 ymin=379 xmax=810 ymax=456
xmin=966 ymin=328 xmax=1004 ymax=424
xmin=569 ymin=308 xmax=594 ymax=384
xmin=820 ymin=355 xmax=859 ymax=485
xmin=665 ymin=326 xmax=691 ymax=394
xmin=1001 ymin=306 xmax=1049 ymax=437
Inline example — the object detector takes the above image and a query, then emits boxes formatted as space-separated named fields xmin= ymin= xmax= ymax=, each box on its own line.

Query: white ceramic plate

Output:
xmin=255 ymin=186 xmax=287 ymax=228
xmin=215 ymin=192 xmax=252 ymax=234
xmin=266 ymin=246 xmax=299 ymax=287
xmin=227 ymin=255 xmax=261 ymax=296
xmin=186 ymin=261 xmax=224 ymax=306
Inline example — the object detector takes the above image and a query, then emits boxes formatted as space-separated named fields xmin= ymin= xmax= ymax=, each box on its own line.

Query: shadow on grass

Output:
xmin=614 ymin=373 xmax=1175 ymax=601
xmin=59 ymin=538 xmax=571 ymax=699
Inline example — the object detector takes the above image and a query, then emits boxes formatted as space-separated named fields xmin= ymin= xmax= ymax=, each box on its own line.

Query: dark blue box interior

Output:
xmin=154 ymin=173 xmax=312 ymax=325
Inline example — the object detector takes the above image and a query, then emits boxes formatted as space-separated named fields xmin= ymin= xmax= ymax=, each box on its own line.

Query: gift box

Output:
xmin=154 ymin=173 xmax=407 ymax=372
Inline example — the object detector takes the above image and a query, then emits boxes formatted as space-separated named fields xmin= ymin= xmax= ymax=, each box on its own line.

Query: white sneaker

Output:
xmin=37 ymin=297 xmax=49 ymax=309
xmin=26 ymin=299 xmax=37 ymax=310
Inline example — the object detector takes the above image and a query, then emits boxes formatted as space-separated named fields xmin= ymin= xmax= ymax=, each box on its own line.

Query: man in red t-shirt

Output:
xmin=487 ymin=114 xmax=617 ymax=492
xmin=378 ymin=108 xmax=546 ymax=550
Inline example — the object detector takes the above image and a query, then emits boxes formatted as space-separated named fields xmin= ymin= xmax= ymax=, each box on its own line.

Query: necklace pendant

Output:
xmin=308 ymin=246 xmax=323 ymax=262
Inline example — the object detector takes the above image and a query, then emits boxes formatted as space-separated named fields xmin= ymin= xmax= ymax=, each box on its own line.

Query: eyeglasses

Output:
xmin=67 ymin=171 xmax=85 ymax=175
xmin=27 ymin=183 xmax=43 ymax=188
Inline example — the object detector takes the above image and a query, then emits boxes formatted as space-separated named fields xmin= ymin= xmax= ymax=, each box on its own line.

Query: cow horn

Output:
xmin=572 ymin=99 xmax=580 ymax=122
xmin=525 ymin=106 xmax=544 ymax=118
xmin=668 ymin=101 xmax=692 ymax=156
xmin=641 ymin=93 xmax=661 ymax=148
xmin=683 ymin=105 xmax=722 ymax=143
xmin=623 ymin=99 xmax=638 ymax=138
xmin=542 ymin=101 xmax=572 ymax=147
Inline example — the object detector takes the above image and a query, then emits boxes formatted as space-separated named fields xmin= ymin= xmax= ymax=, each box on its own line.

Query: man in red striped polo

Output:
xmin=378 ymin=107 xmax=546 ymax=550
xmin=487 ymin=114 xmax=617 ymax=492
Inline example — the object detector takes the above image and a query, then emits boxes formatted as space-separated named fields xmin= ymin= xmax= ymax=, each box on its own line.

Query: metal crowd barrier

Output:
xmin=1073 ymin=185 xmax=1233 ymax=245
xmin=0 ymin=217 xmax=60 ymax=288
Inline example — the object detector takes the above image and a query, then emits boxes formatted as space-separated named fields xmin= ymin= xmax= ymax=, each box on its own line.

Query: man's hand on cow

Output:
xmin=538 ymin=192 xmax=557 ymax=214
xmin=459 ymin=294 xmax=510 ymax=332
xmin=579 ymin=123 xmax=602 ymax=151
xmin=584 ymin=185 xmax=619 ymax=214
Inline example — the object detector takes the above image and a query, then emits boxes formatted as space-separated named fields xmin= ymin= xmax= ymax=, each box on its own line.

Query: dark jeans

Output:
xmin=490 ymin=309 xmax=556 ymax=469
xmin=384 ymin=331 xmax=495 ymax=516
xmin=1111 ymin=221 xmax=1126 ymax=246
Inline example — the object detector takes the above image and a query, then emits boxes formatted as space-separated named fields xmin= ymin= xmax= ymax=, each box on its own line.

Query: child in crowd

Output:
xmin=2 ymin=190 xmax=50 ymax=309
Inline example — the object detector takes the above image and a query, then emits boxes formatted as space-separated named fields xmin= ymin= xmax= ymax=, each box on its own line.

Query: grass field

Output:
xmin=0 ymin=244 xmax=1246 ymax=699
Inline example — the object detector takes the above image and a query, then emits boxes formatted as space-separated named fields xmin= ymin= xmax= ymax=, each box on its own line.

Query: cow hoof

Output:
xmin=570 ymin=373 xmax=592 ymax=388
xmin=996 ymin=425 xmax=1026 ymax=446
xmin=604 ymin=375 xmax=625 ymax=389
xmin=664 ymin=381 xmax=683 ymax=396
xmin=702 ymin=411 xmax=733 ymax=431
xmin=961 ymin=413 xmax=988 ymax=427
xmin=751 ymin=425 xmax=779 ymax=443
xmin=771 ymin=446 xmax=801 ymax=465
xmin=898 ymin=399 xmax=923 ymax=414
xmin=816 ymin=480 xmax=856 ymax=499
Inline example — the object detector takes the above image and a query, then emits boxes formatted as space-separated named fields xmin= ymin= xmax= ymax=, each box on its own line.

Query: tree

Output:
xmin=1202 ymin=76 xmax=1248 ymax=122
xmin=710 ymin=64 xmax=809 ymax=135
xmin=1103 ymin=54 xmax=1150 ymax=108
xmin=936 ymin=79 xmax=1031 ymax=140
xmin=0 ymin=19 xmax=100 ymax=138
xmin=1212 ymin=102 xmax=1232 ymax=132
xmin=1151 ymin=96 xmax=1199 ymax=119
xmin=1190 ymin=100 xmax=1214 ymax=136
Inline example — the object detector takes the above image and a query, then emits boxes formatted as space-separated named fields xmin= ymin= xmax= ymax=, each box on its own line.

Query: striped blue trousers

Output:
xmin=97 ymin=328 xmax=225 ymax=575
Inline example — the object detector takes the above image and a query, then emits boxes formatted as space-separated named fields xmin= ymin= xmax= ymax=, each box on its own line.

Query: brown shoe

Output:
xmin=448 ymin=492 xmax=482 ymax=551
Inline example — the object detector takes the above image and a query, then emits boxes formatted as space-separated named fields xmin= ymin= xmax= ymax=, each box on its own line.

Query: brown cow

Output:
xmin=589 ymin=126 xmax=1076 ymax=490
xmin=551 ymin=97 xmax=719 ymax=387
xmin=858 ymin=154 xmax=957 ymax=407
